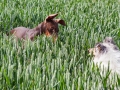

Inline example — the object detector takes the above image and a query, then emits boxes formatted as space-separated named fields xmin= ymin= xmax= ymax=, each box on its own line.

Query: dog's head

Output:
xmin=88 ymin=43 xmax=107 ymax=57
xmin=40 ymin=14 xmax=66 ymax=41
xmin=89 ymin=38 xmax=120 ymax=75
xmin=89 ymin=37 xmax=119 ymax=57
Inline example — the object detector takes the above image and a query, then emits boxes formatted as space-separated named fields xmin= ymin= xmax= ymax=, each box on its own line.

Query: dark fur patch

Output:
xmin=96 ymin=43 xmax=107 ymax=54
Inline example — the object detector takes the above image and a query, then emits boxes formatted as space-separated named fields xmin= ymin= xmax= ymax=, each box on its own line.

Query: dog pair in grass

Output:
xmin=8 ymin=13 xmax=120 ymax=75
xmin=89 ymin=37 xmax=120 ymax=75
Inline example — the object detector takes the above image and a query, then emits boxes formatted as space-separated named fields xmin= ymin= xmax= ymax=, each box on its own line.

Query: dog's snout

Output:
xmin=88 ymin=48 xmax=92 ymax=53
xmin=88 ymin=48 xmax=94 ymax=55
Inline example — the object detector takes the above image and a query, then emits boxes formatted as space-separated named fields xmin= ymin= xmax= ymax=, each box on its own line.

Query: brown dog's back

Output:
xmin=10 ymin=27 xmax=31 ymax=39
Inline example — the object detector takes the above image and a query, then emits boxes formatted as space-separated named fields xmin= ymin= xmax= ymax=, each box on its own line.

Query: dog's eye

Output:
xmin=51 ymin=28 xmax=54 ymax=31
xmin=50 ymin=27 xmax=54 ymax=31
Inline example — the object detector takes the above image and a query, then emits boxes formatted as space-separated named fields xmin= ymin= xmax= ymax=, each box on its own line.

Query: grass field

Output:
xmin=0 ymin=0 xmax=120 ymax=89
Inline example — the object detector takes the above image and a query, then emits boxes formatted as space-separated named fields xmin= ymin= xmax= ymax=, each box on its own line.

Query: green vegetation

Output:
xmin=0 ymin=0 xmax=120 ymax=89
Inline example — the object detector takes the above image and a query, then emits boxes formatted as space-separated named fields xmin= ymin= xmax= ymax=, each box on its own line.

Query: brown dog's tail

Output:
xmin=6 ymin=30 xmax=15 ymax=36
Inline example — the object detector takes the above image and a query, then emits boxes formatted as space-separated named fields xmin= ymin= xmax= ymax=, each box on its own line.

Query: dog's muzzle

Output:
xmin=52 ymin=33 xmax=58 ymax=42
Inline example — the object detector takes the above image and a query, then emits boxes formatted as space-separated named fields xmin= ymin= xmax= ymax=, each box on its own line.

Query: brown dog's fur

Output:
xmin=9 ymin=14 xmax=66 ymax=41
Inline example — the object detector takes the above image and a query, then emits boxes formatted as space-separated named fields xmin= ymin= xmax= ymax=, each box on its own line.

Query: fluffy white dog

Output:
xmin=89 ymin=37 xmax=120 ymax=75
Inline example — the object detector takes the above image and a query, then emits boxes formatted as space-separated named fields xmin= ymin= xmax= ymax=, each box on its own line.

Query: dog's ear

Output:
xmin=45 ymin=14 xmax=58 ymax=21
xmin=55 ymin=19 xmax=66 ymax=26
xmin=103 ymin=37 xmax=115 ymax=44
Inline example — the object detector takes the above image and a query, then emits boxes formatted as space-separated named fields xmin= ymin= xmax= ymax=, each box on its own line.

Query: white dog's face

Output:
xmin=89 ymin=37 xmax=119 ymax=57
xmin=88 ymin=37 xmax=120 ymax=75
xmin=88 ymin=43 xmax=107 ymax=57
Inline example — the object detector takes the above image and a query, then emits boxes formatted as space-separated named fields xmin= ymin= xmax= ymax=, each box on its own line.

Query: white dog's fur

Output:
xmin=89 ymin=37 xmax=120 ymax=75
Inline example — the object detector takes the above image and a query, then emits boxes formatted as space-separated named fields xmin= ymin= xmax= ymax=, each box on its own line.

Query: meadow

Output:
xmin=0 ymin=0 xmax=120 ymax=89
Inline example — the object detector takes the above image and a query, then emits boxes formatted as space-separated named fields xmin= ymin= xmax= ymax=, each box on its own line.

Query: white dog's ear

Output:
xmin=103 ymin=37 xmax=115 ymax=44
xmin=103 ymin=37 xmax=119 ymax=50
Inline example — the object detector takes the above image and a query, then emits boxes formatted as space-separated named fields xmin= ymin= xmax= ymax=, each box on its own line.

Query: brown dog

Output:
xmin=9 ymin=13 xmax=66 ymax=41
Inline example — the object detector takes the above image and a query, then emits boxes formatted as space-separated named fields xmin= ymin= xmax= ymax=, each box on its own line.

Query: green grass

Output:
xmin=0 ymin=0 xmax=120 ymax=89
